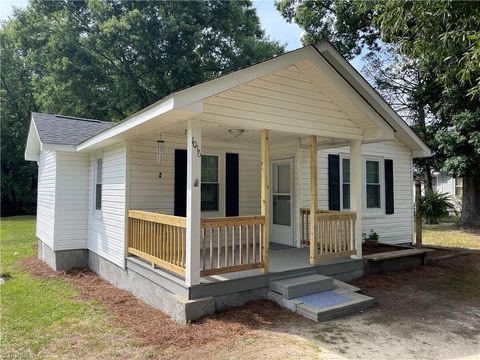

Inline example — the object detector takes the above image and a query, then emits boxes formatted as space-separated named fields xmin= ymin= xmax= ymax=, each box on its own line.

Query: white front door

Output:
xmin=271 ymin=159 xmax=294 ymax=246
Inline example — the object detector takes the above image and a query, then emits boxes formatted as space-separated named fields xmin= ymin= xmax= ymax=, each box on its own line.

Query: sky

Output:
xmin=0 ymin=0 xmax=362 ymax=69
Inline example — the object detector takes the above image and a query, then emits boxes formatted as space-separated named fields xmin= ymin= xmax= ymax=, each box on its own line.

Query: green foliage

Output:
xmin=436 ymin=110 xmax=480 ymax=177
xmin=1 ymin=0 xmax=284 ymax=215
xmin=362 ymin=229 xmax=379 ymax=241
xmin=275 ymin=0 xmax=379 ymax=59
xmin=375 ymin=0 xmax=480 ymax=100
xmin=419 ymin=191 xmax=456 ymax=224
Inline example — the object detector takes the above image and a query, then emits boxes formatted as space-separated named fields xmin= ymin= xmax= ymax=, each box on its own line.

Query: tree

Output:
xmin=0 ymin=0 xmax=284 ymax=216
xmin=375 ymin=1 xmax=480 ymax=227
xmin=275 ymin=0 xmax=379 ymax=59
xmin=362 ymin=51 xmax=443 ymax=193
xmin=276 ymin=0 xmax=480 ymax=228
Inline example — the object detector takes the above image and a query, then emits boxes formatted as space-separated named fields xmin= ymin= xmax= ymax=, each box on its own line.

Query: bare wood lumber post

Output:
xmin=415 ymin=176 xmax=423 ymax=248
xmin=309 ymin=135 xmax=318 ymax=265
xmin=261 ymin=129 xmax=270 ymax=272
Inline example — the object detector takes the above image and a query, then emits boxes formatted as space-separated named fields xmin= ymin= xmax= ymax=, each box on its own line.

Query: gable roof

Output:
xmin=24 ymin=112 xmax=114 ymax=161
xmin=32 ymin=112 xmax=114 ymax=145
xmin=25 ymin=42 xmax=431 ymax=160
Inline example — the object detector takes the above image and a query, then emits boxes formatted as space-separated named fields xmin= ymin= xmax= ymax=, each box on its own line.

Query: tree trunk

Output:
xmin=459 ymin=176 xmax=480 ymax=228
xmin=424 ymin=164 xmax=434 ymax=194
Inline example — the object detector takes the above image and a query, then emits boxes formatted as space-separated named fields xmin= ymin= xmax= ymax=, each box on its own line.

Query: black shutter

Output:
xmin=328 ymin=154 xmax=341 ymax=211
xmin=225 ymin=153 xmax=239 ymax=216
xmin=174 ymin=149 xmax=187 ymax=216
xmin=385 ymin=159 xmax=394 ymax=215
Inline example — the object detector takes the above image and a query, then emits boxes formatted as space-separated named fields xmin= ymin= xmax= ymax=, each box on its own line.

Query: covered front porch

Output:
xmin=101 ymin=45 xmax=397 ymax=288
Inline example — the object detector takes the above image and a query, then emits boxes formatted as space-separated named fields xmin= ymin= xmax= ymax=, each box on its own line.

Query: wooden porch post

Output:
xmin=309 ymin=135 xmax=318 ymax=265
xmin=261 ymin=129 xmax=270 ymax=272
xmin=185 ymin=118 xmax=201 ymax=286
xmin=350 ymin=139 xmax=363 ymax=258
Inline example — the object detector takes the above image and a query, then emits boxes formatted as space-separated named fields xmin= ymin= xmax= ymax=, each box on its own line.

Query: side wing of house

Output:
xmin=36 ymin=150 xmax=57 ymax=248
xmin=87 ymin=142 xmax=128 ymax=268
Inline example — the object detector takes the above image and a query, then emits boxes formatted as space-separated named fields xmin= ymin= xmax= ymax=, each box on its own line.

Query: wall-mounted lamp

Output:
xmin=228 ymin=129 xmax=245 ymax=138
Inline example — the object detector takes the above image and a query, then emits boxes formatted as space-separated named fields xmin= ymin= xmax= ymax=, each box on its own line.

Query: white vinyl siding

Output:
xmin=54 ymin=152 xmax=89 ymax=250
xmin=299 ymin=139 xmax=414 ymax=245
xmin=128 ymin=135 xmax=261 ymax=217
xmin=87 ymin=142 xmax=127 ymax=267
xmin=36 ymin=150 xmax=57 ymax=248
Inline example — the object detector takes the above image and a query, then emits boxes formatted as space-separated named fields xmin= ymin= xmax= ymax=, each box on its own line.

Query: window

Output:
xmin=201 ymin=155 xmax=219 ymax=211
xmin=366 ymin=160 xmax=381 ymax=209
xmin=95 ymin=158 xmax=103 ymax=210
xmin=341 ymin=158 xmax=350 ymax=209
xmin=455 ymin=178 xmax=463 ymax=198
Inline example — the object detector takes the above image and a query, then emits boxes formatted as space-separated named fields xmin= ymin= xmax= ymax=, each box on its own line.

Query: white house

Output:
xmin=25 ymin=42 xmax=430 ymax=322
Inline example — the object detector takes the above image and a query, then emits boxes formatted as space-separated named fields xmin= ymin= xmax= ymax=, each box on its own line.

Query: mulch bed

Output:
xmin=20 ymin=256 xmax=297 ymax=350
xmin=362 ymin=243 xmax=409 ymax=256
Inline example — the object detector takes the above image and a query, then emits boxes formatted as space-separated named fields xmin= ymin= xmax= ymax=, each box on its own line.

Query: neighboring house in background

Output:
xmin=413 ymin=172 xmax=463 ymax=211
xmin=432 ymin=173 xmax=463 ymax=200
xmin=24 ymin=42 xmax=430 ymax=323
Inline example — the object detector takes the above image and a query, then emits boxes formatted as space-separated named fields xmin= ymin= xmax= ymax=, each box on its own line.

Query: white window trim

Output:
xmin=200 ymin=150 xmax=225 ymax=218
xmin=92 ymin=152 xmax=103 ymax=220
xmin=339 ymin=155 xmax=350 ymax=210
xmin=363 ymin=156 xmax=385 ymax=218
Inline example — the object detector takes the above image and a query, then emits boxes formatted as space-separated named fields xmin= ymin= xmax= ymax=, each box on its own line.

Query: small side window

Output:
xmin=366 ymin=160 xmax=381 ymax=209
xmin=95 ymin=158 xmax=103 ymax=210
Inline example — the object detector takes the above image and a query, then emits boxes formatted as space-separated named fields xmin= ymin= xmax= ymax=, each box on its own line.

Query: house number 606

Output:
xmin=192 ymin=137 xmax=201 ymax=158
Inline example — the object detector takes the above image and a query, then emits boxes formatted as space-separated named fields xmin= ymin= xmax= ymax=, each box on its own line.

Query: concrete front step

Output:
xmin=269 ymin=274 xmax=334 ymax=299
xmin=268 ymin=276 xmax=374 ymax=322
xmin=296 ymin=292 xmax=374 ymax=321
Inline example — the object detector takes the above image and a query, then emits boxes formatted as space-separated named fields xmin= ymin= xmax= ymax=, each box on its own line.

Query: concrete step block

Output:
xmin=296 ymin=292 xmax=374 ymax=322
xmin=270 ymin=274 xmax=334 ymax=299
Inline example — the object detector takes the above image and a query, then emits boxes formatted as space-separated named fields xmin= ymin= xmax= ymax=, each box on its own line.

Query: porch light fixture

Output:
xmin=228 ymin=129 xmax=245 ymax=138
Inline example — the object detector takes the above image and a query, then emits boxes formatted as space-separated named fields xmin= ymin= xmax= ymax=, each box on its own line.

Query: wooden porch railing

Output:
xmin=128 ymin=210 xmax=186 ymax=277
xmin=200 ymin=216 xmax=265 ymax=276
xmin=128 ymin=210 xmax=265 ymax=277
xmin=300 ymin=208 xmax=356 ymax=257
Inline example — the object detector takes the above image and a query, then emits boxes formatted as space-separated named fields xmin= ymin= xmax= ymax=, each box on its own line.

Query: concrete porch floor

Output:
xmin=201 ymin=245 xmax=355 ymax=283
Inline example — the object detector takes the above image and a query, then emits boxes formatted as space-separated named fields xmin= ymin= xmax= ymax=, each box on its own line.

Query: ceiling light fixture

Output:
xmin=228 ymin=129 xmax=245 ymax=138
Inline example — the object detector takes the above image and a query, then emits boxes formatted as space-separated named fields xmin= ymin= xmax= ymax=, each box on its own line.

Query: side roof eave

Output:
xmin=314 ymin=42 xmax=431 ymax=158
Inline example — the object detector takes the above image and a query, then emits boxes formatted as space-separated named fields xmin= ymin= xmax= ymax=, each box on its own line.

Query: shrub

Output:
xmin=419 ymin=191 xmax=457 ymax=224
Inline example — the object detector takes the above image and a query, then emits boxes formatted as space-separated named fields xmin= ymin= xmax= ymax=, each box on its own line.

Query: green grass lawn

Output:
xmin=423 ymin=223 xmax=480 ymax=250
xmin=0 ymin=216 xmax=147 ymax=359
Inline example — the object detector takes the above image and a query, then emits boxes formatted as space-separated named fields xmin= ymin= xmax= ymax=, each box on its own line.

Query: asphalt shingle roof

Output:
xmin=32 ymin=112 xmax=114 ymax=146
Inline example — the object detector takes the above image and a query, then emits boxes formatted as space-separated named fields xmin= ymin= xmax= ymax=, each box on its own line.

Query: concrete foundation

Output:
xmin=36 ymin=238 xmax=364 ymax=324
xmin=37 ymin=239 xmax=88 ymax=271
xmin=88 ymin=251 xmax=215 ymax=324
